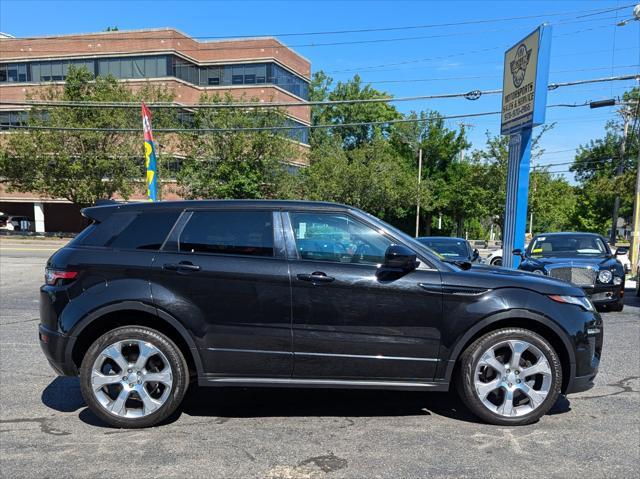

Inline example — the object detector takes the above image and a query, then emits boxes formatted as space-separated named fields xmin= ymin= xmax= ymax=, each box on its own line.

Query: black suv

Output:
xmin=40 ymin=200 xmax=603 ymax=428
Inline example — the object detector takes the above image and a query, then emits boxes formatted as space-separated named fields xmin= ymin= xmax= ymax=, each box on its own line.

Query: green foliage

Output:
xmin=310 ymin=73 xmax=401 ymax=149
xmin=291 ymin=136 xmax=414 ymax=220
xmin=176 ymin=93 xmax=299 ymax=199
xmin=570 ymin=87 xmax=638 ymax=233
xmin=0 ymin=66 xmax=177 ymax=205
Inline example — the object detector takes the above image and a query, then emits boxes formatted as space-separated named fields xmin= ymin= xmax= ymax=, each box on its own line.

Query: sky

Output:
xmin=1 ymin=0 xmax=639 ymax=181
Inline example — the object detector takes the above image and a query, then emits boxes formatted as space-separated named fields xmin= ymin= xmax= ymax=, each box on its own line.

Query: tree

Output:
xmin=570 ymin=88 xmax=638 ymax=235
xmin=310 ymin=71 xmax=401 ymax=149
xmin=293 ymin=135 xmax=415 ymax=220
xmin=176 ymin=93 xmax=299 ymax=199
xmin=473 ymin=124 xmax=553 ymax=238
xmin=0 ymin=66 xmax=177 ymax=206
xmin=529 ymin=170 xmax=576 ymax=234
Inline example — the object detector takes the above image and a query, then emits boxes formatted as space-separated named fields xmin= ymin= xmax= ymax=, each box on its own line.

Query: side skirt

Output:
xmin=198 ymin=376 xmax=450 ymax=392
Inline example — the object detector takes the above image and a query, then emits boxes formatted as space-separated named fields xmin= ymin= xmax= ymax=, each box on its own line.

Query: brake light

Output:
xmin=45 ymin=269 xmax=78 ymax=286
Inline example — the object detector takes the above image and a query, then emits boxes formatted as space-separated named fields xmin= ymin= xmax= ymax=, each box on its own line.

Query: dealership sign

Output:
xmin=500 ymin=26 xmax=551 ymax=135
xmin=500 ymin=25 xmax=551 ymax=269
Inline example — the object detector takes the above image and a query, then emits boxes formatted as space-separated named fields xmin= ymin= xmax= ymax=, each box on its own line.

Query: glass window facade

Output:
xmin=0 ymin=55 xmax=309 ymax=99
xmin=0 ymin=110 xmax=28 ymax=130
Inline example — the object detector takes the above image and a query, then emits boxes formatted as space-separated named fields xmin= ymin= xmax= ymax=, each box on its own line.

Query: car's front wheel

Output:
xmin=457 ymin=328 xmax=562 ymax=426
xmin=490 ymin=257 xmax=503 ymax=266
xmin=79 ymin=326 xmax=189 ymax=428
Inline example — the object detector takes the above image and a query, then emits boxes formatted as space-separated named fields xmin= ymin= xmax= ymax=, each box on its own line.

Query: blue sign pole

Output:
xmin=502 ymin=128 xmax=532 ymax=269
xmin=500 ymin=24 xmax=551 ymax=269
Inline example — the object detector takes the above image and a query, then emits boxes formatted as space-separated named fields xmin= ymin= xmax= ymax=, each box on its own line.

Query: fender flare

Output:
xmin=441 ymin=309 xmax=576 ymax=383
xmin=66 ymin=300 xmax=204 ymax=376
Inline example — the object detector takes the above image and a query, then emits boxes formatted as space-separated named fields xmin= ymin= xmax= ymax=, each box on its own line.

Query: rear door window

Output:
xmin=80 ymin=210 xmax=180 ymax=250
xmin=178 ymin=210 xmax=274 ymax=257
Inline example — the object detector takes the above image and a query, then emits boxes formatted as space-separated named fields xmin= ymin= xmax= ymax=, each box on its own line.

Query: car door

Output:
xmin=284 ymin=210 xmax=443 ymax=381
xmin=150 ymin=208 xmax=293 ymax=379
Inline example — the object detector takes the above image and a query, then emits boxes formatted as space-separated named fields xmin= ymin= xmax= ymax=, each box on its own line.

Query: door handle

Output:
xmin=163 ymin=262 xmax=201 ymax=273
xmin=297 ymin=272 xmax=335 ymax=284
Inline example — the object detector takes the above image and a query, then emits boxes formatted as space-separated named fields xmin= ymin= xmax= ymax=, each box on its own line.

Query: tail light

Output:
xmin=45 ymin=268 xmax=78 ymax=286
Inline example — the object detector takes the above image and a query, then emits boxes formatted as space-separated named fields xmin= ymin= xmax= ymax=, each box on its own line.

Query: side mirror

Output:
xmin=512 ymin=248 xmax=525 ymax=258
xmin=381 ymin=245 xmax=419 ymax=273
xmin=615 ymin=247 xmax=628 ymax=256
xmin=471 ymin=249 xmax=480 ymax=262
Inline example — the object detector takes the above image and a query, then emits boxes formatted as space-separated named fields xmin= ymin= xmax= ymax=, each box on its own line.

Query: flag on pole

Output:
xmin=141 ymin=102 xmax=158 ymax=201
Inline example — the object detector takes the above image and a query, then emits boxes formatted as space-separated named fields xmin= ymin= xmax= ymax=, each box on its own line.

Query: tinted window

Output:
xmin=417 ymin=238 xmax=469 ymax=260
xmin=80 ymin=210 xmax=179 ymax=250
xmin=529 ymin=235 xmax=609 ymax=258
xmin=110 ymin=211 xmax=180 ymax=250
xmin=179 ymin=211 xmax=274 ymax=257
xmin=290 ymin=212 xmax=391 ymax=265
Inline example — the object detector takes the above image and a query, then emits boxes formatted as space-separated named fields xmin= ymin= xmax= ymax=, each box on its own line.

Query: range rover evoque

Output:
xmin=39 ymin=200 xmax=603 ymax=428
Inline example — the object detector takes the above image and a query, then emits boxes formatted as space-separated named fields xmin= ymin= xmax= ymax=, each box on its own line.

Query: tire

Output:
xmin=80 ymin=326 xmax=189 ymax=428
xmin=490 ymin=257 xmax=502 ymax=266
xmin=456 ymin=328 xmax=562 ymax=426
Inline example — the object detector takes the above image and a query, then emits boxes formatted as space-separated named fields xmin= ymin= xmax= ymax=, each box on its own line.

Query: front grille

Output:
xmin=548 ymin=266 xmax=596 ymax=287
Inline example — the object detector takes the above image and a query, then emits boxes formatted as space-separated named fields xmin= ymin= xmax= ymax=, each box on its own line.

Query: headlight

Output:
xmin=598 ymin=270 xmax=612 ymax=283
xmin=548 ymin=294 xmax=594 ymax=311
xmin=613 ymin=276 xmax=622 ymax=286
xmin=532 ymin=269 xmax=545 ymax=275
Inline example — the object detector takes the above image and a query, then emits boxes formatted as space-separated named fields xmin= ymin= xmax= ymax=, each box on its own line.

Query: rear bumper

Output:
xmin=38 ymin=324 xmax=77 ymax=376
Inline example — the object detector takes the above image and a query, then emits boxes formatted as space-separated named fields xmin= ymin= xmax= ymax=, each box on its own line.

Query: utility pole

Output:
xmin=415 ymin=148 xmax=423 ymax=237
xmin=529 ymin=155 xmax=535 ymax=237
xmin=631 ymin=106 xmax=640 ymax=272
xmin=610 ymin=111 xmax=631 ymax=245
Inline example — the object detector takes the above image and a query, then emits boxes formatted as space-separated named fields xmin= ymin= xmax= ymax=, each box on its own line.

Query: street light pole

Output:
xmin=415 ymin=148 xmax=423 ymax=237
xmin=610 ymin=111 xmax=630 ymax=245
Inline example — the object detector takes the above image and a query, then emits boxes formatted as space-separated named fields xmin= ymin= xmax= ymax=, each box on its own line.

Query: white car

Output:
xmin=486 ymin=249 xmax=504 ymax=266
xmin=613 ymin=246 xmax=631 ymax=274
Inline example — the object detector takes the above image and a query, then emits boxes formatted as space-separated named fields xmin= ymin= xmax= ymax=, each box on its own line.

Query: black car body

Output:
xmin=517 ymin=232 xmax=625 ymax=311
xmin=39 ymin=201 xmax=603 ymax=427
xmin=416 ymin=236 xmax=482 ymax=263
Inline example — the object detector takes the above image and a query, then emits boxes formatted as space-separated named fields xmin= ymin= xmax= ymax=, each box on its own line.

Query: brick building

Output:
xmin=0 ymin=28 xmax=311 ymax=232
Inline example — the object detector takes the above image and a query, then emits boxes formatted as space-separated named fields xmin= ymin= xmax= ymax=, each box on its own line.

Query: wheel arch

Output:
xmin=444 ymin=310 xmax=576 ymax=393
xmin=68 ymin=301 xmax=203 ymax=379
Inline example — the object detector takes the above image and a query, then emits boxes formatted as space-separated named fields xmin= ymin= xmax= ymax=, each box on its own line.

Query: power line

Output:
xmin=359 ymin=65 xmax=640 ymax=85
xmin=2 ymin=74 xmax=636 ymax=110
xmin=3 ymin=17 xmax=629 ymax=55
xmin=8 ymin=4 xmax=633 ymax=43
xmin=0 ymin=102 xmax=616 ymax=134
xmin=326 ymin=46 xmax=639 ymax=75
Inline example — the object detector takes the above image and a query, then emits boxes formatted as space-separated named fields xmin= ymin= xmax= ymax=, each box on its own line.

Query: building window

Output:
xmin=0 ymin=110 xmax=29 ymax=130
xmin=0 ymin=57 xmax=310 ymax=99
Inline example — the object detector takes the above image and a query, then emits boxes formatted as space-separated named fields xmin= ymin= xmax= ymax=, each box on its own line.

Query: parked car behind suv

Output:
xmin=516 ymin=232 xmax=626 ymax=312
xmin=416 ymin=236 xmax=483 ymax=264
xmin=40 ymin=201 xmax=603 ymax=428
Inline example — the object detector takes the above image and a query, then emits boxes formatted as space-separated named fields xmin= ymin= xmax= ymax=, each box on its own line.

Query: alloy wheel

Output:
xmin=473 ymin=339 xmax=552 ymax=417
xmin=90 ymin=339 xmax=173 ymax=418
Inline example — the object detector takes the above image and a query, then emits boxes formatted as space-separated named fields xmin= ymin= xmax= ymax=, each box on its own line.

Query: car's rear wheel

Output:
xmin=490 ymin=257 xmax=502 ymax=266
xmin=457 ymin=328 xmax=562 ymax=426
xmin=80 ymin=326 xmax=189 ymax=428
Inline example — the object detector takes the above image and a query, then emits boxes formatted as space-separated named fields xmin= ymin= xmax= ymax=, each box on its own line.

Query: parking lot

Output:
xmin=1 ymin=239 xmax=638 ymax=478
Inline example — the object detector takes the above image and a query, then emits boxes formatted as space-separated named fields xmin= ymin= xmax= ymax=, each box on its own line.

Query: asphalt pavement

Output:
xmin=1 ymin=241 xmax=638 ymax=478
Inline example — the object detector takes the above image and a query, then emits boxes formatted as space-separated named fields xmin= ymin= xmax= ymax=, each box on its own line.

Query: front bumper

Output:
xmin=38 ymin=324 xmax=77 ymax=376
xmin=583 ymin=283 xmax=624 ymax=306
xmin=565 ymin=311 xmax=603 ymax=394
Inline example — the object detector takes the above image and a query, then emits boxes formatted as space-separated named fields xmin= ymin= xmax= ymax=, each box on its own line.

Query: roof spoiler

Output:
xmin=81 ymin=200 xmax=123 ymax=222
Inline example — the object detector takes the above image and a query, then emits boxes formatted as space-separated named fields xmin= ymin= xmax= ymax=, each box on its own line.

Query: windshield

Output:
xmin=417 ymin=238 xmax=468 ymax=260
xmin=528 ymin=235 xmax=609 ymax=258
